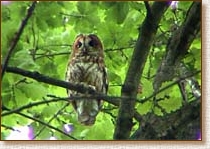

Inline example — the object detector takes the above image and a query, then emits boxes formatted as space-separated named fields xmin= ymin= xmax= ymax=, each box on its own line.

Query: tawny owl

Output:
xmin=65 ymin=34 xmax=108 ymax=125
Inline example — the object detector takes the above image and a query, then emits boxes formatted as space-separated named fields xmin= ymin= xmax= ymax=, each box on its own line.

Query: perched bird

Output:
xmin=65 ymin=34 xmax=108 ymax=125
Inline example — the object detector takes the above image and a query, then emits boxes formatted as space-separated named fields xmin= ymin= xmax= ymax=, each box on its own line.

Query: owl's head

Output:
xmin=71 ymin=34 xmax=104 ymax=58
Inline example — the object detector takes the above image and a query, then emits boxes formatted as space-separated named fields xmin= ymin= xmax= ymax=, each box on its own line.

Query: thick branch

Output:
xmin=5 ymin=66 xmax=121 ymax=104
xmin=1 ymin=1 xmax=37 ymax=78
xmin=114 ymin=2 xmax=170 ymax=140
xmin=153 ymin=2 xmax=201 ymax=91
xmin=6 ymin=66 xmax=96 ymax=94
xmin=6 ymin=66 xmax=199 ymax=108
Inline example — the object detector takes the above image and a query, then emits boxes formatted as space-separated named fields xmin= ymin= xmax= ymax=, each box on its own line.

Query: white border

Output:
xmin=1 ymin=0 xmax=209 ymax=148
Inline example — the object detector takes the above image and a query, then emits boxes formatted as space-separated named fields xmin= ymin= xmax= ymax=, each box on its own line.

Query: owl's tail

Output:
xmin=73 ymin=98 xmax=101 ymax=126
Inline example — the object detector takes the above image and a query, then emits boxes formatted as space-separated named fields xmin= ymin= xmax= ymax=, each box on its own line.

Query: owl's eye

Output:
xmin=77 ymin=41 xmax=82 ymax=48
xmin=88 ymin=40 xmax=95 ymax=47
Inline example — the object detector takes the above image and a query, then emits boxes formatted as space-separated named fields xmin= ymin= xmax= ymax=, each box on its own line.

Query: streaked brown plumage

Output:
xmin=65 ymin=34 xmax=108 ymax=125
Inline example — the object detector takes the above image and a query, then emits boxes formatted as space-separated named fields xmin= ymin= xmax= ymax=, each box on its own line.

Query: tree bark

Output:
xmin=130 ymin=99 xmax=200 ymax=140
xmin=113 ymin=2 xmax=170 ymax=140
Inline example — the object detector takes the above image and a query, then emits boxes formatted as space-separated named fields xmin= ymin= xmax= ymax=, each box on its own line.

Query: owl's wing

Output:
xmin=65 ymin=61 xmax=81 ymax=111
xmin=103 ymin=67 xmax=109 ymax=94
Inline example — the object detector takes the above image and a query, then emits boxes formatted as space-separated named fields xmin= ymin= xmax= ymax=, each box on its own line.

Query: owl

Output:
xmin=65 ymin=34 xmax=108 ymax=125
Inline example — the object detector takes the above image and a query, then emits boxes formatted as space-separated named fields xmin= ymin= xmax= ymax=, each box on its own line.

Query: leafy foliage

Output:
xmin=1 ymin=1 xmax=201 ymax=140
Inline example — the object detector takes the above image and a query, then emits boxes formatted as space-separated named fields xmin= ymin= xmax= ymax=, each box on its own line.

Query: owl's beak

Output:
xmin=82 ymin=47 xmax=88 ymax=55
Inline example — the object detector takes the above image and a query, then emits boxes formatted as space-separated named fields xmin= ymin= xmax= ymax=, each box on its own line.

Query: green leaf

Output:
xmin=84 ymin=113 xmax=114 ymax=140
xmin=115 ymin=3 xmax=129 ymax=24
xmin=108 ymin=71 xmax=122 ymax=84
xmin=41 ymin=105 xmax=56 ymax=118
xmin=18 ymin=82 xmax=47 ymax=101
xmin=158 ymin=97 xmax=182 ymax=113
xmin=104 ymin=2 xmax=129 ymax=24
xmin=154 ymin=107 xmax=163 ymax=116
xmin=136 ymin=101 xmax=153 ymax=115
xmin=129 ymin=2 xmax=144 ymax=12
xmin=14 ymin=88 xmax=29 ymax=106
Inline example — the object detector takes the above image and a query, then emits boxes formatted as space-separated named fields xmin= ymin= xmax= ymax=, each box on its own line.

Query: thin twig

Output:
xmin=1 ymin=98 xmax=68 ymax=117
xmin=105 ymin=46 xmax=134 ymax=52
xmin=1 ymin=95 xmax=123 ymax=117
xmin=178 ymin=80 xmax=188 ymax=103
xmin=3 ymin=108 xmax=77 ymax=140
xmin=137 ymin=70 xmax=201 ymax=103
xmin=34 ymin=52 xmax=70 ymax=59
xmin=1 ymin=1 xmax=37 ymax=79
xmin=38 ymin=44 xmax=72 ymax=48
xmin=60 ymin=12 xmax=86 ymax=18
xmin=1 ymin=124 xmax=20 ymax=132
xmin=33 ymin=103 xmax=70 ymax=139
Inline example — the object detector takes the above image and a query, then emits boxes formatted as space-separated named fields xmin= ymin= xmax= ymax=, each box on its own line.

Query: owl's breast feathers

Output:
xmin=70 ymin=55 xmax=105 ymax=69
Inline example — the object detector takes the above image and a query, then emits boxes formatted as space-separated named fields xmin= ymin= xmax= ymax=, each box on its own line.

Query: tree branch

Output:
xmin=153 ymin=2 xmax=201 ymax=91
xmin=33 ymin=103 xmax=70 ymax=139
xmin=3 ymin=108 xmax=77 ymax=140
xmin=105 ymin=46 xmax=135 ymax=52
xmin=6 ymin=65 xmax=199 ymax=106
xmin=4 ymin=65 xmax=200 ymax=129
xmin=137 ymin=70 xmax=201 ymax=104
xmin=144 ymin=1 xmax=152 ymax=18
xmin=130 ymin=99 xmax=200 ymax=140
xmin=5 ymin=66 xmax=96 ymax=95
xmin=114 ymin=2 xmax=170 ymax=140
xmin=1 ymin=1 xmax=37 ymax=79
xmin=4 ymin=67 xmax=199 ymax=139
xmin=1 ymin=97 xmax=68 ymax=117
xmin=1 ymin=95 xmax=118 ymax=117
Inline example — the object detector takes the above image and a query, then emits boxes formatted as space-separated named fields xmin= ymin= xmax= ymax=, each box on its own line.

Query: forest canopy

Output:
xmin=1 ymin=1 xmax=201 ymax=140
